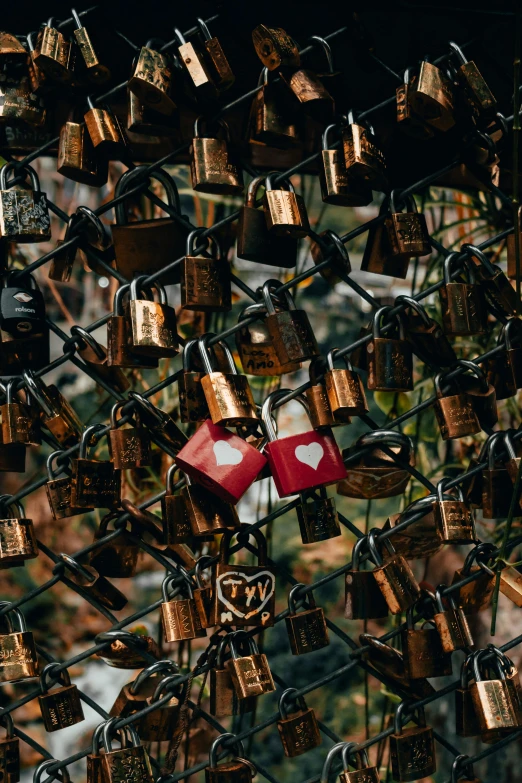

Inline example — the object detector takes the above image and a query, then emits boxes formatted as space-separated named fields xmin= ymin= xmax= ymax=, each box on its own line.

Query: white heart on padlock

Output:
xmin=295 ymin=442 xmax=324 ymax=470
xmin=213 ymin=440 xmax=243 ymax=467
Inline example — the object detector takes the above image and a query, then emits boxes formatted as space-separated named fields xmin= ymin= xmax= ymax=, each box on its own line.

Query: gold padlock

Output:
xmin=161 ymin=573 xmax=207 ymax=642
xmin=321 ymin=124 xmax=372 ymax=206
xmin=342 ymin=111 xmax=387 ymax=192
xmin=199 ymin=334 xmax=258 ymax=427
xmin=0 ymin=498 xmax=38 ymax=568
xmin=180 ymin=229 xmax=231 ymax=312
xmin=174 ymin=27 xmax=217 ymax=103
xmin=33 ymin=18 xmax=72 ymax=83
xmin=57 ymin=108 xmax=108 ymax=187
xmin=325 ymin=348 xmax=368 ymax=420
xmin=190 ymin=117 xmax=243 ymax=195
xmin=128 ymin=41 xmax=177 ymax=115
xmin=196 ymin=18 xmax=235 ymax=91
xmin=71 ymin=8 xmax=110 ymax=84
xmin=409 ymin=58 xmax=455 ymax=132
xmin=236 ymin=303 xmax=301 ymax=377
xmin=126 ymin=277 xmax=179 ymax=359
xmin=263 ymin=174 xmax=310 ymax=238
xmin=0 ymin=603 xmax=39 ymax=683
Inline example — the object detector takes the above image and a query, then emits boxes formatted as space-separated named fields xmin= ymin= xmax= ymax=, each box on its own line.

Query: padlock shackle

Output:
xmin=358 ymin=429 xmax=413 ymax=460
xmin=0 ymin=711 xmax=14 ymax=739
xmin=341 ymin=742 xmax=370 ymax=773
xmin=448 ymin=41 xmax=467 ymax=66
xmin=278 ymin=687 xmax=307 ymax=721
xmin=128 ymin=391 xmax=166 ymax=428
xmin=23 ymin=370 xmax=54 ymax=418
xmin=319 ymin=742 xmax=346 ymax=783
xmin=209 ymin=732 xmax=246 ymax=767
xmin=33 ymin=759 xmax=70 ymax=783
xmin=455 ymin=359 xmax=488 ymax=390
xmin=0 ymin=162 xmax=41 ymax=193
xmin=0 ymin=601 xmax=26 ymax=633
xmin=352 ymin=535 xmax=370 ymax=570
xmin=436 ymin=476 xmax=464 ymax=504
xmin=372 ymin=305 xmax=401 ymax=339
xmin=129 ymin=275 xmax=167 ymax=305
xmin=473 ymin=646 xmax=506 ymax=683
xmin=322 ymin=124 xmax=339 ymax=151
xmin=444 ymin=252 xmax=477 ymax=285
xmin=129 ymin=659 xmax=177 ymax=695
xmin=4 ymin=378 xmax=20 ymax=406
xmin=309 ymin=35 xmax=334 ymax=74
xmin=319 ymin=229 xmax=351 ymax=269
xmin=326 ymin=347 xmax=353 ymax=372
xmin=261 ymin=278 xmax=296 ymax=317
xmin=0 ymin=494 xmax=24 ymax=520
xmin=70 ymin=326 xmax=106 ymax=360
xmin=182 ymin=338 xmax=201 ymax=372
xmin=346 ymin=109 xmax=376 ymax=137
xmin=40 ymin=661 xmax=69 ymax=693
xmin=261 ymin=388 xmax=310 ymax=442
xmin=451 ymin=754 xmax=476 ymax=783
xmin=394 ymin=294 xmax=431 ymax=327
xmin=504 ymin=317 xmax=522 ymax=349
xmin=162 ymin=569 xmax=194 ymax=601
xmin=461 ymin=541 xmax=496 ymax=576
xmin=114 ymin=164 xmax=182 ymax=224
xmin=165 ymin=463 xmax=178 ymax=494
xmin=390 ymin=189 xmax=417 ymax=215
xmin=198 ymin=333 xmax=237 ymax=375
xmin=102 ymin=716 xmax=140 ymax=753
xmin=264 ymin=173 xmax=295 ymax=194
xmin=245 ymin=175 xmax=266 ymax=208
xmin=462 ymin=242 xmax=496 ymax=277
xmin=434 ymin=370 xmax=461 ymax=399
xmin=219 ymin=524 xmax=269 ymax=567
xmin=367 ymin=527 xmax=396 ymax=566
xmin=193 ymin=115 xmax=231 ymax=142
xmin=226 ymin=628 xmax=256 ymax=662
xmin=195 ymin=555 xmax=213 ymax=589
xmin=393 ymin=701 xmax=422 ymax=734
xmin=186 ymin=227 xmax=220 ymax=259
xmin=503 ymin=430 xmax=518 ymax=461
xmin=152 ymin=671 xmax=184 ymax=702
xmin=59 ymin=553 xmax=96 ymax=584
xmin=79 ymin=423 xmax=105 ymax=460
xmin=110 ymin=400 xmax=129 ymax=429
xmin=173 ymin=27 xmax=186 ymax=46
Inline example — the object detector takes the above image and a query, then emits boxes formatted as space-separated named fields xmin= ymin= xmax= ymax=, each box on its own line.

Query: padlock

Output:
xmin=451 ymin=754 xmax=481 ymax=783
xmin=96 ymin=628 xmax=159 ymax=667
xmin=198 ymin=333 xmax=257 ymax=426
xmin=345 ymin=536 xmax=389 ymax=620
xmin=71 ymin=8 xmax=110 ymax=83
xmin=161 ymin=572 xmax=207 ymax=642
xmin=0 ymin=714 xmax=19 ymax=783
xmin=325 ymin=348 xmax=368 ymax=420
xmin=206 ymin=733 xmax=256 ymax=783
xmin=61 ymin=556 xmax=128 ymax=613
xmin=70 ymin=425 xmax=120 ymax=509
xmin=50 ymin=213 xmax=82 ymax=282
xmin=263 ymin=174 xmax=310 ymax=237
xmin=262 ymin=279 xmax=319 ymax=364
xmin=190 ymin=117 xmax=243 ymax=195
xmin=109 ymin=660 xmax=178 ymax=722
xmin=359 ymin=633 xmax=434 ymax=701
xmin=434 ymin=478 xmax=476 ymax=543
xmin=381 ymin=494 xmax=443 ymax=559
xmin=305 ymin=360 xmax=337 ymax=429
xmin=361 ymin=198 xmax=402 ymax=278
xmin=84 ymin=97 xmax=128 ymax=159
xmin=262 ymin=389 xmax=346 ymax=498
xmin=57 ymin=109 xmax=108 ymax=187
xmin=236 ymin=304 xmax=301 ymax=376
xmin=389 ymin=703 xmax=436 ymax=782
xmin=339 ymin=430 xmax=415 ymax=500
xmin=88 ymin=722 xmax=120 ymax=783
xmin=34 ymin=761 xmax=70 ymax=783
xmin=101 ymin=721 xmax=153 ymax=783
xmin=0 ymin=603 xmax=39 ymax=683
xmin=296 ymin=485 xmax=341 ymax=544
xmin=280 ymin=37 xmax=334 ymax=122
xmin=285 ymin=583 xmax=329 ymax=655
xmin=126 ymin=277 xmax=179 ymax=358
xmin=487 ymin=645 xmax=522 ymax=729
xmin=139 ymin=674 xmax=183 ymax=742
xmin=0 ymin=164 xmax=51 ymax=243
xmin=38 ymin=662 xmax=84 ymax=732
xmin=470 ymin=649 xmax=519 ymax=734
xmin=248 ymin=68 xmax=299 ymax=149
xmin=209 ymin=526 xmax=275 ymax=628
xmin=457 ymin=359 xmax=498 ymax=429
xmin=321 ymin=123 xmax=372 ymax=206
xmin=108 ymin=401 xmax=151 ymax=471
xmin=0 ymin=498 xmax=38 ymax=567
xmin=181 ymin=229 xmax=232 ymax=312
xmin=106 ymin=286 xmax=159 ymax=369
xmin=24 ymin=371 xmax=82 ymax=447
xmin=161 ymin=464 xmax=192 ymax=544
xmin=128 ymin=41 xmax=176 ymax=115
xmin=32 ymin=18 xmax=72 ymax=83
xmin=89 ymin=511 xmax=139 ymax=579
xmin=174 ymin=28 xmax=218 ymax=103
xmin=433 ymin=585 xmax=473 ymax=653
xmin=395 ymin=294 xmax=456 ymax=368
xmin=0 ymin=64 xmax=46 ymax=127
xmin=225 ymin=631 xmax=275 ymax=699
xmin=481 ymin=432 xmax=516 ymax=518
xmin=487 ymin=318 xmax=522 ymax=400
xmin=499 ymin=562 xmax=522 ymax=607
xmin=456 ymin=652 xmax=482 ymax=737
xmin=401 ymin=604 xmax=453 ymax=679
xmin=0 ymin=271 xmax=46 ymax=340
xmin=128 ymin=392 xmax=188 ymax=454
xmin=210 ymin=635 xmax=256 ymax=718
xmin=178 ymin=339 xmax=210 ymax=423
xmin=45 ymin=451 xmax=84 ymax=520
xmin=277 ymin=688 xmax=321 ymax=757
xmin=464 ymin=242 xmax=519 ymax=317
xmin=193 ymin=556 xmax=214 ymax=628
xmin=342 ymin=111 xmax=387 ymax=192
xmin=409 ymin=58 xmax=455 ymax=132
xmin=1 ymin=380 xmax=40 ymax=446
xmin=449 ymin=41 xmax=496 ymax=121
xmin=196 ymin=18 xmax=235 ymax=91
xmin=452 ymin=543 xmax=496 ymax=613
xmin=237 ymin=176 xmax=297 ymax=267
xmin=126 ymin=86 xmax=179 ymax=135
xmin=111 ymin=165 xmax=188 ymax=283
xmin=252 ymin=24 xmax=300 ymax=70
xmin=367 ymin=529 xmax=420 ymax=615
xmin=439 ymin=252 xmax=486 ymax=335
xmin=385 ymin=190 xmax=431 ymax=262
xmin=396 ymin=68 xmax=435 ymax=139
xmin=181 ymin=471 xmax=240 ymax=538
xmin=433 ymin=372 xmax=481 ymax=441
xmin=366 ymin=306 xmax=413 ymax=392
xmin=339 ymin=742 xmax=381 ymax=783
xmin=0 ymin=32 xmax=26 ymax=60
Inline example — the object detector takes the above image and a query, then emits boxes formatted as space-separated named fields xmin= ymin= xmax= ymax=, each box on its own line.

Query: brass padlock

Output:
xmin=321 ymin=124 xmax=372 ymax=206
xmin=109 ymin=400 xmax=150 ymax=471
xmin=236 ymin=303 xmax=301 ymax=377
xmin=488 ymin=645 xmax=522 ymax=729
xmin=199 ymin=333 xmax=257 ymax=427
xmin=342 ymin=111 xmax=387 ymax=192
xmin=464 ymin=242 xmax=519 ymax=317
xmin=285 ymin=583 xmax=329 ymax=655
xmin=481 ymin=432 xmax=515 ymax=518
xmin=32 ymin=18 xmax=72 ymax=83
xmin=84 ymin=97 xmax=128 ymax=159
xmin=305 ymin=360 xmax=337 ymax=429
xmin=0 ymin=64 xmax=46 ymax=127
xmin=1 ymin=379 xmax=40 ymax=446
xmin=252 ymin=24 xmax=300 ymax=70
xmin=190 ymin=117 xmax=243 ymax=195
xmin=385 ymin=190 xmax=431 ymax=263
xmin=161 ymin=464 xmax=192 ymax=544
xmin=127 ymin=87 xmax=179 ymax=136
xmin=401 ymin=604 xmax=453 ymax=679
xmin=139 ymin=674 xmax=183 ymax=742
xmin=111 ymin=165 xmax=189 ymax=283
xmin=71 ymin=426 xmax=120 ymax=510
xmin=128 ymin=42 xmax=177 ymax=115
xmin=367 ymin=529 xmax=420 ymax=615
xmin=109 ymin=659 xmax=178 ymax=721
xmin=206 ymin=733 xmax=256 ymax=783
xmin=126 ymin=277 xmax=179 ymax=359
xmin=470 ymin=650 xmax=519 ymax=735
xmin=87 ymin=723 xmax=118 ymax=783
xmin=0 ymin=498 xmax=38 ymax=568
xmin=193 ymin=556 xmax=214 ymax=628
xmin=366 ymin=306 xmax=413 ymax=392
xmin=128 ymin=392 xmax=187 ymax=454
xmin=263 ymin=174 xmax=310 ymax=237
xmin=452 ymin=543 xmax=496 ymax=613
xmin=339 ymin=430 xmax=415 ymax=500
xmin=396 ymin=68 xmax=435 ymax=139
xmin=38 ymin=662 xmax=84 ymax=732
xmin=106 ymin=286 xmax=159 ymax=370
xmin=196 ymin=18 xmax=235 ymax=91
xmin=339 ymin=742 xmax=381 ymax=783
xmin=382 ymin=494 xmax=443 ymax=559
xmin=0 ymin=163 xmax=51 ymax=243
xmin=45 ymin=451 xmax=85 ymax=520
xmin=325 ymin=348 xmax=368 ymax=420
xmin=0 ymin=32 xmax=27 ymax=60
xmin=181 ymin=230 xmax=231 ymax=312
xmin=0 ymin=603 xmax=39 ymax=683
xmin=262 ymin=279 xmax=319 ymax=365
xmin=433 ymin=585 xmax=473 ymax=653
xmin=178 ymin=338 xmax=210 ymax=423
xmin=161 ymin=573 xmax=207 ymax=642
xmin=449 ymin=41 xmax=496 ymax=121
xmin=61 ymin=556 xmax=128 ymax=613
xmin=24 ymin=372 xmax=82 ymax=448
xmin=237 ymin=176 xmax=297 ymax=267
xmin=439 ymin=252 xmax=486 ymax=335
xmin=96 ymin=629 xmax=159 ymax=667
xmin=345 ymin=536 xmax=389 ymax=620
xmin=71 ymin=9 xmax=110 ymax=83
xmin=101 ymin=721 xmax=153 ymax=783
xmin=280 ymin=37 xmax=334 ymax=122
xmin=210 ymin=636 xmax=256 ymax=718
xmin=433 ymin=372 xmax=480 ymax=441
xmin=248 ymin=68 xmax=299 ymax=149
xmin=396 ymin=294 xmax=456 ymax=368
xmin=57 ymin=108 xmax=108 ymax=187
xmin=0 ymin=713 xmax=20 ymax=783
xmin=174 ymin=27 xmax=218 ymax=103
xmin=499 ymin=562 xmax=522 ymax=607
xmin=181 ymin=471 xmax=240 ymax=538
xmin=310 ymin=229 xmax=352 ymax=285
xmin=389 ymin=703 xmax=436 ymax=782
xmin=296 ymin=486 xmax=341 ymax=544
xmin=434 ymin=478 xmax=476 ymax=544
xmin=456 ymin=652 xmax=482 ymax=737
xmin=226 ymin=631 xmax=275 ymax=699
xmin=409 ymin=58 xmax=455 ymax=132
xmin=359 ymin=633 xmax=434 ymax=701
xmin=277 ymin=688 xmax=321 ymax=757
xmin=89 ymin=511 xmax=139 ymax=579
xmin=71 ymin=205 xmax=114 ymax=276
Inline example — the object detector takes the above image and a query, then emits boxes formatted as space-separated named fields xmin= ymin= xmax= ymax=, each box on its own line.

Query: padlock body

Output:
xmin=71 ymin=458 xmax=120 ymax=509
xmin=90 ymin=531 xmax=139 ymax=578
xmin=297 ymin=494 xmax=340 ymax=543
xmin=127 ymin=300 xmax=179 ymax=358
xmin=109 ymin=426 xmax=151 ymax=470
xmin=46 ymin=477 xmax=86 ymax=520
xmin=439 ymin=282 xmax=485 ymax=335
xmin=361 ymin=221 xmax=410 ymax=278
xmin=367 ymin=337 xmax=413 ymax=391
xmin=191 ymin=137 xmax=243 ymax=196
xmin=0 ymin=631 xmax=38 ymax=683
xmin=205 ymin=761 xmax=253 ymax=783
xmin=161 ymin=494 xmax=192 ymax=544
xmin=452 ymin=566 xmax=494 ymax=613
xmin=128 ymin=47 xmax=176 ymax=115
xmin=211 ymin=563 xmax=276 ymax=628
xmin=345 ymin=570 xmax=389 ymax=620
xmin=471 ymin=679 xmax=518 ymax=732
xmin=482 ymin=468 xmax=514 ymax=519
xmin=0 ymin=519 xmax=38 ymax=565
xmin=265 ymin=429 xmax=346 ymax=498
xmin=304 ymin=385 xmax=336 ymax=429
xmin=226 ymin=652 xmax=275 ymax=698
xmin=402 ymin=628 xmax=453 ymax=679
xmin=0 ymin=284 xmax=46 ymax=337
xmin=373 ymin=554 xmax=420 ymax=614
xmin=277 ymin=708 xmax=321 ymax=757
xmin=325 ymin=368 xmax=368 ymax=418
xmin=456 ymin=686 xmax=481 ymax=736
xmin=0 ymin=189 xmax=51 ymax=243
xmin=436 ymin=500 xmax=476 ymax=543
xmin=433 ymin=607 xmax=473 ymax=653
xmin=285 ymin=607 xmax=329 ymax=655
xmin=265 ymin=310 xmax=319 ymax=364
xmin=499 ymin=565 xmax=522 ymax=607
xmin=161 ymin=598 xmax=207 ymax=642
xmin=434 ymin=392 xmax=480 ymax=440
xmin=237 ymin=320 xmax=300 ymax=376
xmin=320 ymin=149 xmax=372 ymax=206
xmin=112 ymin=219 xmax=186 ymax=284
xmin=200 ymin=372 xmax=257 ymax=426
xmin=180 ymin=256 xmax=232 ymax=312
xmin=263 ymin=190 xmax=310 ymax=238
xmin=340 ymin=767 xmax=380 ymax=783
xmin=385 ymin=211 xmax=430 ymax=257
xmin=209 ymin=667 xmax=256 ymax=717
xmin=107 ymin=316 xmax=159 ymax=369
xmin=138 ymin=696 xmax=182 ymax=741
xmin=389 ymin=726 xmax=436 ymax=782
xmin=458 ymin=61 xmax=496 ymax=117
xmin=57 ymin=121 xmax=106 ymax=186
xmin=410 ymin=60 xmax=455 ymax=131
xmin=101 ymin=745 xmax=153 ymax=783
xmin=38 ymin=684 xmax=84 ymax=731
xmin=183 ymin=484 xmax=239 ymax=536
xmin=0 ymin=736 xmax=19 ymax=783
xmin=237 ymin=205 xmax=297 ymax=267
xmin=382 ymin=510 xmax=442 ymax=559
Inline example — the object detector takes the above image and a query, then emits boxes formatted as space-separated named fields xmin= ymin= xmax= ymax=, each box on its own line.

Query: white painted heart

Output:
xmin=216 ymin=570 xmax=275 ymax=621
xmin=295 ymin=442 xmax=324 ymax=470
xmin=213 ymin=440 xmax=243 ymax=467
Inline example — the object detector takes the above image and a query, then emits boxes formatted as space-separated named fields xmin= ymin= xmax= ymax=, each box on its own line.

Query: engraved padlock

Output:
xmin=161 ymin=572 xmax=207 ymax=643
xmin=277 ymin=688 xmax=321 ymax=758
xmin=225 ymin=631 xmax=275 ymax=700
xmin=45 ymin=451 xmax=84 ymax=521
xmin=126 ymin=276 xmax=179 ymax=359
xmin=0 ymin=497 xmax=38 ymax=568
xmin=285 ymin=583 xmax=329 ymax=655
xmin=263 ymin=174 xmax=310 ymax=237
xmin=262 ymin=279 xmax=319 ymax=364
xmin=236 ymin=303 xmax=301 ymax=377
xmin=181 ymin=229 xmax=231 ymax=312
xmin=237 ymin=176 xmax=297 ymax=267
xmin=190 ymin=117 xmax=243 ymax=195
xmin=38 ymin=662 xmax=84 ymax=732
xmin=109 ymin=400 xmax=151 ymax=470
xmin=0 ymin=164 xmax=51 ymax=243
xmin=198 ymin=333 xmax=258 ymax=426
xmin=0 ymin=603 xmax=39 ymax=683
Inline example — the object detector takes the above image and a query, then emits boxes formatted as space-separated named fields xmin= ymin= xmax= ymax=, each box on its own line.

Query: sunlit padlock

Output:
xmin=106 ymin=286 xmax=159 ymax=370
xmin=342 ymin=110 xmax=387 ymax=192
xmin=251 ymin=24 xmax=300 ymax=70
xmin=396 ymin=68 xmax=435 ymax=139
xmin=0 ymin=59 xmax=46 ymax=127
xmin=128 ymin=40 xmax=177 ymax=115
xmin=161 ymin=464 xmax=192 ymax=545
xmin=225 ymin=631 xmax=275 ymax=699
xmin=57 ymin=107 xmax=108 ymax=187
xmin=0 ymin=602 xmax=39 ymax=683
xmin=340 ymin=742 xmax=381 ymax=783
xmin=237 ymin=176 xmax=297 ymax=267
xmin=345 ymin=536 xmax=389 ymax=620
xmin=262 ymin=279 xmax=319 ymax=365
xmin=385 ymin=190 xmax=431 ymax=265
xmin=206 ymin=733 xmax=257 ymax=783
xmin=236 ymin=303 xmax=301 ymax=377
xmin=389 ymin=703 xmax=436 ymax=782
xmin=277 ymin=688 xmax=321 ymax=758
xmin=433 ymin=585 xmax=473 ymax=653
xmin=434 ymin=478 xmax=476 ymax=544
xmin=210 ymin=635 xmax=256 ymax=718
xmin=174 ymin=27 xmax=218 ymax=103
xmin=304 ymin=360 xmax=337 ymax=430
xmin=263 ymin=174 xmax=310 ymax=237
xmin=181 ymin=229 xmax=232 ymax=312
xmin=178 ymin=338 xmax=210 ymax=423
xmin=0 ymin=497 xmax=38 ymax=568
xmin=198 ymin=333 xmax=258 ymax=426
xmin=0 ymin=163 xmax=51 ymax=242
xmin=279 ymin=36 xmax=334 ymax=122
xmin=190 ymin=117 xmax=243 ymax=195
xmin=38 ymin=662 xmax=84 ymax=732
xmin=433 ymin=372 xmax=480 ymax=441
xmin=321 ymin=123 xmax=372 ymax=206
xmin=161 ymin=572 xmax=207 ymax=642
xmin=325 ymin=348 xmax=368 ymax=420
xmin=126 ymin=276 xmax=179 ymax=359
xmin=367 ymin=529 xmax=420 ymax=615
xmin=409 ymin=57 xmax=455 ymax=132
xmin=285 ymin=583 xmax=329 ymax=655
xmin=178 ymin=468 xmax=239 ymax=539
xmin=32 ymin=18 xmax=72 ymax=83
xmin=339 ymin=430 xmax=415 ymax=500
xmin=70 ymin=425 xmax=120 ymax=510
xmin=470 ymin=649 xmax=519 ymax=735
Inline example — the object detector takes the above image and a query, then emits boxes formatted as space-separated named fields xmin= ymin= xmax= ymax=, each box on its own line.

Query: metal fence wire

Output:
xmin=1 ymin=6 xmax=522 ymax=783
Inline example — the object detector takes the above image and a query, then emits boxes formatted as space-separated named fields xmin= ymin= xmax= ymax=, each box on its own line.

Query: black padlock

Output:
xmin=0 ymin=272 xmax=46 ymax=337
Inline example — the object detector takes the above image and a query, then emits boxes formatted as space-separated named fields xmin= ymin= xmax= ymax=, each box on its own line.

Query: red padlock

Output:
xmin=175 ymin=419 xmax=268 ymax=504
xmin=262 ymin=390 xmax=347 ymax=498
